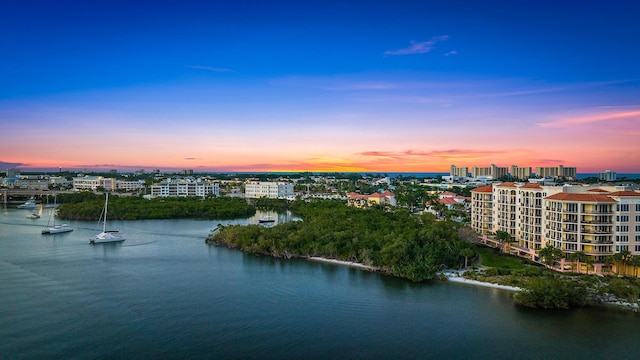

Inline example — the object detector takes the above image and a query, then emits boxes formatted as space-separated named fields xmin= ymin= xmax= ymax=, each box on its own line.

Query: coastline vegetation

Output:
xmin=465 ymin=246 xmax=640 ymax=310
xmin=207 ymin=199 xmax=475 ymax=282
xmin=55 ymin=193 xmax=255 ymax=220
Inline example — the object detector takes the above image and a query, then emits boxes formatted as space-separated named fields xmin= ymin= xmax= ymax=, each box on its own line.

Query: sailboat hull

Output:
xmin=42 ymin=225 xmax=73 ymax=234
xmin=90 ymin=231 xmax=125 ymax=244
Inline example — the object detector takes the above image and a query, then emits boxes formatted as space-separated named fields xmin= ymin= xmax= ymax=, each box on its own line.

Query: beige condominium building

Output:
xmin=471 ymin=183 xmax=640 ymax=274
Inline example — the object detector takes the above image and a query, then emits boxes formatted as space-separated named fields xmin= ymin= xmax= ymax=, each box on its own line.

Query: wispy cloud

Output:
xmin=358 ymin=149 xmax=507 ymax=160
xmin=185 ymin=157 xmax=197 ymax=160
xmin=185 ymin=65 xmax=234 ymax=73
xmin=537 ymin=109 xmax=640 ymax=128
xmin=443 ymin=51 xmax=458 ymax=56
xmin=384 ymin=35 xmax=449 ymax=56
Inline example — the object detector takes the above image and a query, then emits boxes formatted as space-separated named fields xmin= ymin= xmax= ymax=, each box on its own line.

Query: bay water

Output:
xmin=1 ymin=207 xmax=639 ymax=359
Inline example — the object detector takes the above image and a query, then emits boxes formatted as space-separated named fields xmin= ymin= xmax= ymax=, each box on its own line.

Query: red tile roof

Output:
xmin=586 ymin=188 xmax=609 ymax=193
xmin=607 ymin=191 xmax=640 ymax=197
xmin=545 ymin=193 xmax=617 ymax=203
xmin=472 ymin=184 xmax=493 ymax=193
xmin=439 ymin=198 xmax=459 ymax=205
xmin=521 ymin=183 xmax=542 ymax=189
xmin=496 ymin=182 xmax=516 ymax=187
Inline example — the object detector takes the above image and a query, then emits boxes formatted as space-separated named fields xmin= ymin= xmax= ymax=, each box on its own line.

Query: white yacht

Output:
xmin=90 ymin=193 xmax=124 ymax=244
xmin=17 ymin=199 xmax=38 ymax=209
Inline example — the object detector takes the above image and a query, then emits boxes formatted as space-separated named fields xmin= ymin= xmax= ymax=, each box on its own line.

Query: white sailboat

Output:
xmin=42 ymin=194 xmax=73 ymax=234
xmin=90 ymin=193 xmax=124 ymax=244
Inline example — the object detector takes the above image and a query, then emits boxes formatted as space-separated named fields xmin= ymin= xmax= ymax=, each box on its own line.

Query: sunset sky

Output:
xmin=1 ymin=1 xmax=639 ymax=173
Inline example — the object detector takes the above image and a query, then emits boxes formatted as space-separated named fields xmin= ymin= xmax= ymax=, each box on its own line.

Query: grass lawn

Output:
xmin=475 ymin=246 xmax=528 ymax=270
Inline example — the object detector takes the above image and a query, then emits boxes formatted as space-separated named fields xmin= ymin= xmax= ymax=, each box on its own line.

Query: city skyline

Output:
xmin=1 ymin=1 xmax=639 ymax=173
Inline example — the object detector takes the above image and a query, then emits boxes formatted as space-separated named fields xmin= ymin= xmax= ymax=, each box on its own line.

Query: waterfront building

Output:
xmin=116 ymin=180 xmax=145 ymax=192
xmin=471 ymin=164 xmax=508 ymax=179
xmin=244 ymin=181 xmax=294 ymax=199
xmin=150 ymin=179 xmax=219 ymax=198
xmin=73 ymin=176 xmax=115 ymax=191
xmin=471 ymin=184 xmax=494 ymax=234
xmin=599 ymin=170 xmax=617 ymax=182
xmin=510 ymin=165 xmax=532 ymax=180
xmin=471 ymin=182 xmax=640 ymax=274
xmin=17 ymin=175 xmax=49 ymax=191
xmin=450 ymin=165 xmax=469 ymax=177
xmin=535 ymin=165 xmax=577 ymax=180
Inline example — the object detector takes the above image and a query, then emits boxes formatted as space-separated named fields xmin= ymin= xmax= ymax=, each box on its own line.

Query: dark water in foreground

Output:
xmin=1 ymin=208 xmax=639 ymax=359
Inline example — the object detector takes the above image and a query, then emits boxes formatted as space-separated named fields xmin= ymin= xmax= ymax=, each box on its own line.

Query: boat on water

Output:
xmin=90 ymin=193 xmax=124 ymax=244
xmin=27 ymin=213 xmax=40 ymax=219
xmin=259 ymin=216 xmax=275 ymax=223
xmin=42 ymin=194 xmax=73 ymax=234
xmin=42 ymin=224 xmax=73 ymax=234
xmin=17 ymin=199 xmax=38 ymax=209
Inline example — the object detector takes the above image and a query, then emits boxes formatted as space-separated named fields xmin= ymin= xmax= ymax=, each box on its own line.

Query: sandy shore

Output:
xmin=308 ymin=257 xmax=377 ymax=271
xmin=307 ymin=257 xmax=520 ymax=291
xmin=441 ymin=271 xmax=521 ymax=291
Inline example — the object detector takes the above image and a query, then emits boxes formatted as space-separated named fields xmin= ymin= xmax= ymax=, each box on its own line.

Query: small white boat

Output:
xmin=27 ymin=213 xmax=40 ymax=219
xmin=42 ymin=224 xmax=73 ymax=234
xmin=259 ymin=216 xmax=275 ymax=223
xmin=17 ymin=199 xmax=38 ymax=209
xmin=90 ymin=193 xmax=124 ymax=244
xmin=42 ymin=194 xmax=73 ymax=234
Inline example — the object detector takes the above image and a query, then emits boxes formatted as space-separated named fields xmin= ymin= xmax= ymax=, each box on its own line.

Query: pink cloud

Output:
xmin=537 ymin=110 xmax=640 ymax=128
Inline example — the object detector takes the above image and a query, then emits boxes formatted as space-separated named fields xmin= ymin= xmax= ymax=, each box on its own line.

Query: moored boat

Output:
xmin=90 ymin=193 xmax=125 ymax=244
xmin=17 ymin=199 xmax=38 ymax=209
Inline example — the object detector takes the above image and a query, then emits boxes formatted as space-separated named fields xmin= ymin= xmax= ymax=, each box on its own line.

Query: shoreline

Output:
xmin=306 ymin=257 xmax=521 ymax=291
xmin=307 ymin=257 xmax=378 ymax=271
xmin=440 ymin=270 xmax=521 ymax=291
xmin=304 ymin=257 xmax=639 ymax=310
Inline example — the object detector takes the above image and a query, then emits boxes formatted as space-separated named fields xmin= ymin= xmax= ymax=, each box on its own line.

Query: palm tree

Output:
xmin=605 ymin=255 xmax=621 ymax=276
xmin=584 ymin=256 xmax=595 ymax=275
xmin=539 ymin=245 xmax=563 ymax=268
xmin=630 ymin=256 xmax=640 ymax=278
xmin=459 ymin=247 xmax=475 ymax=269
xmin=569 ymin=251 xmax=586 ymax=274
xmin=495 ymin=230 xmax=513 ymax=254
xmin=620 ymin=250 xmax=632 ymax=276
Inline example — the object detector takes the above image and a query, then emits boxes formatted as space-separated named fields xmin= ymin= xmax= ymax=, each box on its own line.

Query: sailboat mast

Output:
xmin=103 ymin=193 xmax=108 ymax=232
xmin=53 ymin=193 xmax=57 ymax=226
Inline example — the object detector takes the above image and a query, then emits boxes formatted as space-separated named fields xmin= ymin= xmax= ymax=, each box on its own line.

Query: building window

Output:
xmin=616 ymin=235 xmax=629 ymax=242
xmin=617 ymin=204 xmax=629 ymax=212
xmin=616 ymin=215 xmax=629 ymax=222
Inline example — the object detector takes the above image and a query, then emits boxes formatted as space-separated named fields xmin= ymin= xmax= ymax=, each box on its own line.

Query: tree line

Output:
xmin=56 ymin=194 xmax=255 ymax=220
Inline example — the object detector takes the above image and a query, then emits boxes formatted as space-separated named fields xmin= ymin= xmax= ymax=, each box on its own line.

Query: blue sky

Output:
xmin=1 ymin=1 xmax=639 ymax=172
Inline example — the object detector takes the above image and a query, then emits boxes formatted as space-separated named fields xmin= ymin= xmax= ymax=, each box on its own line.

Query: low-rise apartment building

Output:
xmin=73 ymin=176 xmax=115 ymax=191
xmin=244 ymin=181 xmax=294 ymax=199
xmin=150 ymin=179 xmax=219 ymax=198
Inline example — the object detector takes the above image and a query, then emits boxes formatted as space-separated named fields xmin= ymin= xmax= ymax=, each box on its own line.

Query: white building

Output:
xmin=150 ymin=179 xmax=219 ymax=198
xmin=116 ymin=180 xmax=145 ymax=192
xmin=73 ymin=176 xmax=115 ymax=191
xmin=244 ymin=181 xmax=294 ymax=199
xmin=599 ymin=170 xmax=617 ymax=182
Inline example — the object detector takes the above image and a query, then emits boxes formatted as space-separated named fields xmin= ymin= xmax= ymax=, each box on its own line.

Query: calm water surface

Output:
xmin=1 ymin=207 xmax=639 ymax=359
